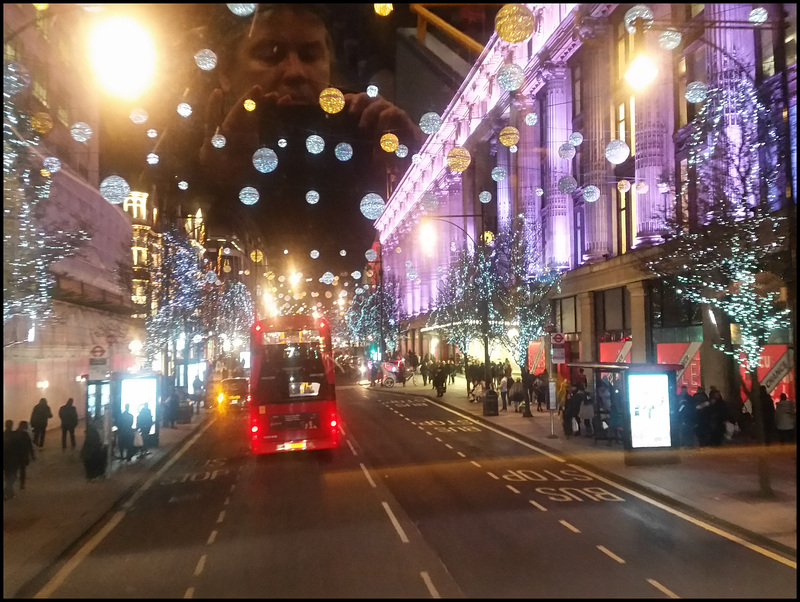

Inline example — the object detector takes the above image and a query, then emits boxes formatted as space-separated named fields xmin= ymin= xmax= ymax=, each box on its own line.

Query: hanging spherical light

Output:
xmin=748 ymin=7 xmax=768 ymax=24
xmin=636 ymin=181 xmax=650 ymax=194
xmin=70 ymin=122 xmax=93 ymax=143
xmin=659 ymin=29 xmax=682 ymax=50
xmin=568 ymin=132 xmax=584 ymax=146
xmin=129 ymin=108 xmax=148 ymax=124
xmin=239 ymin=186 xmax=259 ymax=205
xmin=366 ymin=84 xmax=379 ymax=98
xmin=310 ymin=250 xmax=320 ymax=259
xmin=535 ymin=187 xmax=544 ymax=197
xmin=494 ymin=4 xmax=535 ymax=43
xmin=194 ymin=49 xmax=217 ymax=71
xmin=617 ymin=179 xmax=631 ymax=193
xmin=177 ymin=102 xmax=192 ymax=118
xmin=360 ymin=193 xmax=385 ymax=220
xmin=491 ymin=167 xmax=507 ymax=182
xmin=558 ymin=143 xmax=576 ymax=160
xmin=306 ymin=190 xmax=319 ymax=204
xmin=334 ymin=142 xmax=353 ymax=161
xmin=605 ymin=139 xmax=631 ymax=165
xmin=558 ymin=175 xmax=578 ymax=194
xmin=582 ymin=185 xmax=600 ymax=202
xmin=374 ymin=4 xmax=393 ymax=17
xmin=685 ymin=81 xmax=708 ymax=104
xmin=380 ymin=133 xmax=399 ymax=153
xmin=447 ymin=146 xmax=471 ymax=172
xmin=319 ymin=87 xmax=345 ymax=114
xmin=211 ymin=133 xmax=226 ymax=148
xmin=395 ymin=144 xmax=408 ymax=158
xmin=43 ymin=157 xmax=61 ymax=173
xmin=624 ymin=5 xmax=654 ymax=34
xmin=524 ymin=112 xmax=538 ymax=126
xmin=253 ymin=147 xmax=278 ymax=173
xmin=227 ymin=4 xmax=256 ymax=17
xmin=365 ymin=249 xmax=378 ymax=262
xmin=497 ymin=63 xmax=525 ymax=92
xmin=499 ymin=125 xmax=520 ymax=147
xmin=31 ymin=112 xmax=53 ymax=134
xmin=250 ymin=250 xmax=263 ymax=263
xmin=100 ymin=175 xmax=130 ymax=204
xmin=479 ymin=191 xmax=492 ymax=204
xmin=419 ymin=112 xmax=442 ymax=135
xmin=306 ymin=134 xmax=325 ymax=154
xmin=146 ymin=152 xmax=159 ymax=165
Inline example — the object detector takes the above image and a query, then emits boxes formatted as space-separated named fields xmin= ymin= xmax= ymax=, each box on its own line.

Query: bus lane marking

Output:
xmin=499 ymin=468 xmax=625 ymax=505
xmin=506 ymin=485 xmax=520 ymax=494
xmin=206 ymin=530 xmax=217 ymax=545
xmin=529 ymin=500 xmax=547 ymax=511
xmin=382 ymin=501 xmax=409 ymax=543
xmin=216 ymin=510 xmax=226 ymax=524
xmin=470 ymin=460 xmax=482 ymax=468
xmin=346 ymin=439 xmax=357 ymax=456
xmin=597 ymin=545 xmax=625 ymax=564
xmin=183 ymin=587 xmax=194 ymax=598
xmin=456 ymin=451 xmax=466 ymax=458
xmin=647 ymin=578 xmax=679 ymax=599
xmin=360 ymin=462 xmax=377 ymax=488
xmin=420 ymin=571 xmax=441 ymax=599
xmin=559 ymin=520 xmax=580 ymax=533
xmin=193 ymin=554 xmax=207 ymax=576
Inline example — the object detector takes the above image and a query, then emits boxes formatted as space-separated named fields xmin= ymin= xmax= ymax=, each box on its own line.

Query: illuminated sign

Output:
xmin=626 ymin=373 xmax=672 ymax=449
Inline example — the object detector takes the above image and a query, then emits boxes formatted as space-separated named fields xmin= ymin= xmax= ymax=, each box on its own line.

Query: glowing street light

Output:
xmin=88 ymin=15 xmax=156 ymax=99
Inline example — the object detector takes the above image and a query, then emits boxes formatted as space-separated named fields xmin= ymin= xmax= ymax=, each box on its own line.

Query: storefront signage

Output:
xmin=551 ymin=333 xmax=565 ymax=365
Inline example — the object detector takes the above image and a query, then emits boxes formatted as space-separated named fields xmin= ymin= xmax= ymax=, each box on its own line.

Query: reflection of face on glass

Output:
xmin=219 ymin=7 xmax=332 ymax=105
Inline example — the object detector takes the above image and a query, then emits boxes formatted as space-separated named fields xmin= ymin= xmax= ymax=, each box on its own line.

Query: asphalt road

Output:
xmin=38 ymin=384 xmax=797 ymax=598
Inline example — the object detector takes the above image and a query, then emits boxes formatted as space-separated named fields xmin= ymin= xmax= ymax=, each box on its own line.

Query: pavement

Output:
xmin=3 ymin=376 xmax=796 ymax=598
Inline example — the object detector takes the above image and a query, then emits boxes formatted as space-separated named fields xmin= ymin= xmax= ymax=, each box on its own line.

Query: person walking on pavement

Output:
xmin=59 ymin=397 xmax=79 ymax=452
xmin=166 ymin=392 xmax=180 ymax=429
xmin=774 ymin=393 xmax=796 ymax=444
xmin=136 ymin=403 xmax=154 ymax=457
xmin=499 ymin=374 xmax=509 ymax=411
xmin=30 ymin=397 xmax=53 ymax=448
xmin=420 ymin=354 xmax=431 ymax=387
xmin=116 ymin=404 xmax=136 ymax=462
xmin=677 ymin=385 xmax=697 ymax=448
xmin=81 ymin=418 xmax=107 ymax=480
xmin=693 ymin=386 xmax=711 ymax=447
xmin=577 ymin=384 xmax=595 ymax=437
xmin=15 ymin=421 xmax=36 ymax=490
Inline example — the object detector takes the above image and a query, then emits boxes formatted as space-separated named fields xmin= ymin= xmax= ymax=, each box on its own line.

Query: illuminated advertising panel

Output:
xmin=120 ymin=375 xmax=159 ymax=434
xmin=626 ymin=373 xmax=672 ymax=449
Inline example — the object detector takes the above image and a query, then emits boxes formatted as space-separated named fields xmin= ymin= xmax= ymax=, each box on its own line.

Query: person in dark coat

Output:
xmin=59 ymin=397 xmax=79 ymax=451
xmin=81 ymin=419 xmax=107 ymax=480
xmin=166 ymin=392 xmax=179 ymax=428
xmin=564 ymin=385 xmax=584 ymax=437
xmin=677 ymin=385 xmax=697 ymax=448
xmin=30 ymin=397 xmax=53 ymax=448
xmin=136 ymin=404 xmax=154 ymax=457
xmin=707 ymin=388 xmax=729 ymax=446
xmin=116 ymin=404 xmax=136 ymax=461
xmin=693 ymin=386 xmax=711 ymax=447
xmin=432 ymin=364 xmax=447 ymax=397
xmin=15 ymin=421 xmax=36 ymax=490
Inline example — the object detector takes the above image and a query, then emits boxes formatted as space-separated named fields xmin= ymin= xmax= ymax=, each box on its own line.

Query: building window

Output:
xmin=32 ymin=67 xmax=48 ymax=107
xmin=615 ymin=187 xmax=633 ymax=255
xmin=573 ymin=203 xmax=584 ymax=266
xmin=594 ymin=287 xmax=631 ymax=342
xmin=124 ymin=192 xmax=148 ymax=221
xmin=572 ymin=63 xmax=582 ymax=118
xmin=554 ymin=296 xmax=578 ymax=334
xmin=132 ymin=246 xmax=147 ymax=267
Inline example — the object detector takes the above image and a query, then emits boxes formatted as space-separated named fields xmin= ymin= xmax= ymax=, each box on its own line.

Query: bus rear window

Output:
xmin=254 ymin=338 xmax=330 ymax=404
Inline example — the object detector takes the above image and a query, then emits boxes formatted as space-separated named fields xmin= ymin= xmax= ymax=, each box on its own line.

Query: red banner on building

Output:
xmin=657 ymin=342 xmax=702 ymax=393
xmin=599 ymin=341 xmax=631 ymax=363
xmin=527 ymin=340 xmax=546 ymax=374
xmin=739 ymin=345 xmax=794 ymax=401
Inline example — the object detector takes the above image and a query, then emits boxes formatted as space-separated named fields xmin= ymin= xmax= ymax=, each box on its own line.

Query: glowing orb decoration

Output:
xmin=227 ymin=4 xmax=256 ymax=17
xmin=558 ymin=143 xmax=576 ymax=160
xmin=659 ymin=29 xmax=682 ymax=50
xmin=395 ymin=144 xmax=408 ymax=158
xmin=360 ymin=193 xmax=385 ymax=220
xmin=685 ymin=81 xmax=708 ymax=104
xmin=177 ymin=102 xmax=192 ymax=117
xmin=411 ymin=154 xmax=422 ymax=164
xmin=340 ymin=250 xmax=347 ymax=256
xmin=100 ymin=175 xmax=130 ymax=204
xmin=243 ymin=98 xmax=256 ymax=111
xmin=306 ymin=190 xmax=320 ymax=204
xmin=374 ymin=4 xmax=393 ymax=17
xmin=568 ymin=132 xmax=584 ymax=146
xmin=70 ymin=122 xmax=93 ymax=143
xmin=366 ymin=84 xmax=379 ymax=98
xmin=239 ymin=186 xmax=259 ymax=205
xmin=510 ymin=145 xmax=518 ymax=153
xmin=491 ymin=167 xmax=507 ymax=182
xmin=636 ymin=181 xmax=649 ymax=194
xmin=748 ymin=7 xmax=768 ymax=24
xmin=146 ymin=128 xmax=157 ymax=138
xmin=497 ymin=63 xmax=525 ymax=92
xmin=407 ymin=269 xmax=419 ymax=281
xmin=320 ymin=271 xmax=335 ymax=285
xmin=31 ymin=112 xmax=53 ymax=134
xmin=557 ymin=175 xmax=578 ymax=194
xmin=4 ymin=62 xmax=30 ymax=96
xmin=524 ymin=112 xmax=538 ymax=126
xmin=499 ymin=126 xmax=520 ymax=147
xmin=479 ymin=191 xmax=492 ymax=204
xmin=617 ymin=179 xmax=631 ymax=193
xmin=146 ymin=152 xmax=159 ymax=165
xmin=277 ymin=138 xmax=287 ymax=148
xmin=405 ymin=260 xmax=413 ymax=268
xmin=130 ymin=108 xmax=148 ymax=124
xmin=43 ymin=157 xmax=61 ymax=173
xmin=582 ymin=185 xmax=600 ymax=202
xmin=624 ymin=5 xmax=654 ymax=34
xmin=421 ymin=191 xmax=439 ymax=212
xmin=447 ymin=146 xmax=471 ymax=172
xmin=365 ymin=249 xmax=378 ymax=262
xmin=205 ymin=271 xmax=217 ymax=283
xmin=250 ymin=250 xmax=263 ymax=263
xmin=253 ymin=147 xmax=278 ymax=173
xmin=306 ymin=134 xmax=324 ymax=154
xmin=494 ymin=3 xmax=535 ymax=43
xmin=211 ymin=133 xmax=226 ymax=148
xmin=334 ymin=142 xmax=353 ymax=161
xmin=535 ymin=187 xmax=544 ymax=196
xmin=178 ymin=180 xmax=188 ymax=190
xmin=605 ymin=139 xmax=630 ymax=164
xmin=194 ymin=49 xmax=217 ymax=71
xmin=395 ymin=246 xmax=402 ymax=253
xmin=319 ymin=87 xmax=345 ymax=114
xmin=352 ymin=271 xmax=361 ymax=279
xmin=224 ymin=247 xmax=231 ymax=255
xmin=310 ymin=250 xmax=320 ymax=259
xmin=419 ymin=112 xmax=442 ymax=135
xmin=380 ymin=133 xmax=399 ymax=153
xmin=355 ymin=287 xmax=363 ymax=295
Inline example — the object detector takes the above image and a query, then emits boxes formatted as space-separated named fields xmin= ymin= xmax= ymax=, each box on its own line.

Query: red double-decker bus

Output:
xmin=248 ymin=314 xmax=340 ymax=454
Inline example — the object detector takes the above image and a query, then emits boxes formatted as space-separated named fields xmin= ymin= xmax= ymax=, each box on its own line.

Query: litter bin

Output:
xmin=483 ymin=389 xmax=499 ymax=416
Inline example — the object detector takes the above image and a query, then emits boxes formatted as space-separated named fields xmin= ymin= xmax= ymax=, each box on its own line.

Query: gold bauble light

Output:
xmin=499 ymin=125 xmax=520 ymax=147
xmin=374 ymin=4 xmax=393 ymax=17
xmin=380 ymin=132 xmax=399 ymax=153
xmin=31 ymin=112 xmax=54 ymax=134
xmin=243 ymin=98 xmax=256 ymax=111
xmin=494 ymin=4 xmax=536 ymax=44
xmin=447 ymin=146 xmax=471 ymax=172
xmin=617 ymin=179 xmax=631 ymax=193
xmin=250 ymin=249 xmax=263 ymax=263
xmin=319 ymin=87 xmax=345 ymax=114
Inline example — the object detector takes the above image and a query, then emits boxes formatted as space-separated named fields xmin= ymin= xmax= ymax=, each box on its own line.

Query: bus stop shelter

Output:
xmin=567 ymin=362 xmax=683 ymax=466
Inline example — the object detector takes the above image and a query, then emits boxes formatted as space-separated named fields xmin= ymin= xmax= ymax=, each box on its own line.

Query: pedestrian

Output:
xmin=509 ymin=377 xmax=525 ymax=412
xmin=420 ymin=354 xmax=430 ymax=387
xmin=30 ymin=397 xmax=53 ymax=448
xmin=136 ymin=403 xmax=154 ymax=457
xmin=4 ymin=420 xmax=22 ymax=500
xmin=59 ymin=397 xmax=79 ymax=452
xmin=166 ymin=392 xmax=180 ymax=429
xmin=759 ymin=385 xmax=776 ymax=444
xmin=693 ymin=386 xmax=711 ymax=447
xmin=774 ymin=393 xmax=796 ymax=444
xmin=503 ymin=360 xmax=512 ymax=381
xmin=116 ymin=403 xmax=135 ymax=461
xmin=574 ymin=368 xmax=588 ymax=389
xmin=448 ymin=360 xmax=456 ymax=385
xmin=707 ymin=388 xmax=729 ymax=446
xmin=81 ymin=418 xmax=107 ymax=480
xmin=15 ymin=421 xmax=36 ymax=490
xmin=677 ymin=385 xmax=697 ymax=448
xmin=471 ymin=380 xmax=486 ymax=404
xmin=577 ymin=384 xmax=595 ymax=437
xmin=499 ymin=374 xmax=509 ymax=411
xmin=564 ymin=384 xmax=583 ymax=437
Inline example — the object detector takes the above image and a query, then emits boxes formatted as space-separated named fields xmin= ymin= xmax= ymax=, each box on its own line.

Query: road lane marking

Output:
xmin=435 ymin=437 xmax=443 ymax=442
xmin=597 ymin=545 xmax=625 ymax=563
xmin=647 ymin=578 xmax=679 ymax=598
xmin=487 ymin=472 xmax=499 ymax=479
xmin=224 ymin=496 xmax=230 ymax=506
xmin=420 ymin=571 xmax=440 ymax=598
xmin=471 ymin=460 xmax=482 ymax=468
xmin=456 ymin=451 xmax=466 ymax=458
xmin=360 ymin=463 xmax=377 ymax=488
xmin=346 ymin=439 xmax=357 ymax=455
xmin=382 ymin=501 xmax=409 ymax=543
xmin=207 ymin=530 xmax=217 ymax=545
xmin=184 ymin=587 xmax=194 ymax=598
xmin=506 ymin=485 xmax=520 ymax=494
xmin=216 ymin=510 xmax=226 ymax=524
xmin=559 ymin=520 xmax=580 ymax=533
xmin=193 ymin=554 xmax=207 ymax=576
xmin=444 ymin=444 xmax=453 ymax=449
xmin=569 ymin=464 xmax=797 ymax=569
xmin=529 ymin=500 xmax=547 ymax=511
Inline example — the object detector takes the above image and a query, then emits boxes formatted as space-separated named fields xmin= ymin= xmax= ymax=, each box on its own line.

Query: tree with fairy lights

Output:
xmin=144 ymin=229 xmax=204 ymax=383
xmin=3 ymin=64 xmax=90 ymax=344
xmin=646 ymin=61 xmax=791 ymax=497
xmin=203 ymin=280 xmax=255 ymax=350
xmin=345 ymin=275 xmax=404 ymax=357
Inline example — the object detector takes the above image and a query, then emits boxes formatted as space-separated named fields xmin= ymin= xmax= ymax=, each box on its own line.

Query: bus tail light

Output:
xmin=330 ymin=418 xmax=337 ymax=428
xmin=251 ymin=424 xmax=259 ymax=433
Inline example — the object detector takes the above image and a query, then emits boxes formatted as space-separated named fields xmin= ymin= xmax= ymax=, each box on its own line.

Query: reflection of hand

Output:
xmin=344 ymin=92 xmax=424 ymax=149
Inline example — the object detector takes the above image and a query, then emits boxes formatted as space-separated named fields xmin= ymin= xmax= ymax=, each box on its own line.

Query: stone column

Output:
xmin=540 ymin=62 xmax=572 ymax=269
xmin=626 ymin=281 xmax=649 ymax=363
xmin=577 ymin=291 xmax=595 ymax=362
xmin=516 ymin=96 xmax=544 ymax=271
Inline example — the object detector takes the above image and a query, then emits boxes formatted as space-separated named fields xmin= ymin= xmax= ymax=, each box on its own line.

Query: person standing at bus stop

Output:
xmin=59 ymin=397 xmax=79 ymax=452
